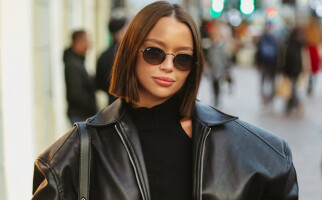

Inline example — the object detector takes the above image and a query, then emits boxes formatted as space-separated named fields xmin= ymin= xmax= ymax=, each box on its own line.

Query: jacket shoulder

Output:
xmin=32 ymin=126 xmax=80 ymax=199
xmin=194 ymin=102 xmax=238 ymax=126
xmin=196 ymin=102 xmax=293 ymax=164
xmin=231 ymin=119 xmax=293 ymax=163
xmin=36 ymin=126 xmax=80 ymax=167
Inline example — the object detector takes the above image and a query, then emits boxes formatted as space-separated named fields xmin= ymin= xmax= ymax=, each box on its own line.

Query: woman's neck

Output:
xmin=131 ymin=95 xmax=172 ymax=108
xmin=125 ymin=95 xmax=181 ymax=130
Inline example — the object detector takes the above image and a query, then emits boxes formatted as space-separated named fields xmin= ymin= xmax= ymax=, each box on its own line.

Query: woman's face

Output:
xmin=135 ymin=16 xmax=193 ymax=108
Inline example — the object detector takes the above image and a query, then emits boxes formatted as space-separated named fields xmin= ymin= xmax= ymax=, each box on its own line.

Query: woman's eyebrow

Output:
xmin=145 ymin=38 xmax=193 ymax=52
xmin=176 ymin=46 xmax=193 ymax=52
xmin=145 ymin=38 xmax=165 ymax=47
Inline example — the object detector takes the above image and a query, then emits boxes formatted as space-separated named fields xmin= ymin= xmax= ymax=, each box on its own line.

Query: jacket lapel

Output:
xmin=192 ymin=102 xmax=238 ymax=198
xmin=87 ymin=98 xmax=150 ymax=199
xmin=117 ymin=111 xmax=151 ymax=199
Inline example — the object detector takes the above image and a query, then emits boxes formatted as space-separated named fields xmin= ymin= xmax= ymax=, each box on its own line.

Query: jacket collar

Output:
xmin=86 ymin=98 xmax=237 ymax=127
xmin=86 ymin=98 xmax=124 ymax=126
xmin=193 ymin=101 xmax=237 ymax=126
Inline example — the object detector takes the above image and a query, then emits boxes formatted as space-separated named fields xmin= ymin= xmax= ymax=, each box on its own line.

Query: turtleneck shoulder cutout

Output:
xmin=180 ymin=117 xmax=192 ymax=138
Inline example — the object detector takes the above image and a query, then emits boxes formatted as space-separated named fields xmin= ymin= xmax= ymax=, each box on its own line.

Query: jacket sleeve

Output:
xmin=283 ymin=164 xmax=299 ymax=200
xmin=282 ymin=142 xmax=299 ymax=200
xmin=32 ymin=158 xmax=64 ymax=200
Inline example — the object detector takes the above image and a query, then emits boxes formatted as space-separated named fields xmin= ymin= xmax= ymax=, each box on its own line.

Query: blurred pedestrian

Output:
xmin=283 ymin=27 xmax=304 ymax=115
xmin=304 ymin=16 xmax=321 ymax=96
xmin=200 ymin=19 xmax=211 ymax=63
xmin=32 ymin=1 xmax=298 ymax=200
xmin=96 ymin=17 xmax=128 ymax=105
xmin=63 ymin=30 xmax=97 ymax=124
xmin=255 ymin=22 xmax=279 ymax=105
xmin=207 ymin=21 xmax=231 ymax=106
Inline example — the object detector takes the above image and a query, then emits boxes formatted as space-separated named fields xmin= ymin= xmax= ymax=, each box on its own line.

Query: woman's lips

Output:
xmin=153 ymin=76 xmax=175 ymax=87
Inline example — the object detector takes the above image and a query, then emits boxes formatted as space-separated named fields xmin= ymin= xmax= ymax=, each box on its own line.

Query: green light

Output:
xmin=212 ymin=0 xmax=225 ymax=13
xmin=240 ymin=0 xmax=255 ymax=15
xmin=210 ymin=8 xmax=222 ymax=18
xmin=210 ymin=0 xmax=225 ymax=18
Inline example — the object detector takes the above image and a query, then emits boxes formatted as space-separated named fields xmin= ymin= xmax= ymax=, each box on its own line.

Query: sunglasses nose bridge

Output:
xmin=165 ymin=52 xmax=176 ymax=57
xmin=164 ymin=53 xmax=176 ymax=65
xmin=160 ymin=53 xmax=176 ymax=71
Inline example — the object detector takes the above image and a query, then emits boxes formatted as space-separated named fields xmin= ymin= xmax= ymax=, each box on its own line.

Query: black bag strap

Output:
xmin=76 ymin=122 xmax=91 ymax=200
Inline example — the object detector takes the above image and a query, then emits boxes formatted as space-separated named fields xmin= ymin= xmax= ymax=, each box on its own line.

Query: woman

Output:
xmin=32 ymin=1 xmax=298 ymax=200
xmin=283 ymin=27 xmax=304 ymax=115
xmin=207 ymin=21 xmax=231 ymax=106
xmin=304 ymin=16 xmax=321 ymax=95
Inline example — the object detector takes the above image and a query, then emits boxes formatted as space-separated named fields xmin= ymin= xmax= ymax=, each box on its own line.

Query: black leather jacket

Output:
xmin=32 ymin=99 xmax=298 ymax=200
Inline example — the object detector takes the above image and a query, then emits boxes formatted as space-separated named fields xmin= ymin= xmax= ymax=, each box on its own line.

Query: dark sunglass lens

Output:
xmin=174 ymin=54 xmax=195 ymax=71
xmin=143 ymin=47 xmax=165 ymax=65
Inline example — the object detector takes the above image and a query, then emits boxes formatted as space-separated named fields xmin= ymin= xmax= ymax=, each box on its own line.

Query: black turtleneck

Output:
xmin=125 ymin=96 xmax=193 ymax=200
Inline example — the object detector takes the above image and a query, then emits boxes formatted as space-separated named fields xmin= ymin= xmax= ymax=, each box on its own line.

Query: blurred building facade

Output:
xmin=0 ymin=0 xmax=111 ymax=199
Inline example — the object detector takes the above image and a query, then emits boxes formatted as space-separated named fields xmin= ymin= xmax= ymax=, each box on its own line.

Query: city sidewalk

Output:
xmin=198 ymin=66 xmax=322 ymax=200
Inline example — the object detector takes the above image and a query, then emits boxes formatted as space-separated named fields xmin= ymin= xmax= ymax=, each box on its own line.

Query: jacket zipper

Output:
xmin=194 ymin=126 xmax=212 ymax=200
xmin=115 ymin=124 xmax=147 ymax=200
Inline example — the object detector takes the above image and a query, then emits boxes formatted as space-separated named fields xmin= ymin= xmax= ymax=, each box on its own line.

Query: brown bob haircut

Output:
xmin=109 ymin=1 xmax=204 ymax=117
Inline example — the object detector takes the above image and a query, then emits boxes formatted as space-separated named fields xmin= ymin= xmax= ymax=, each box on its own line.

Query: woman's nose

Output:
xmin=159 ymin=54 xmax=175 ymax=72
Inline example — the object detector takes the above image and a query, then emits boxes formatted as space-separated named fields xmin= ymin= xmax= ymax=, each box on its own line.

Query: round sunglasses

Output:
xmin=140 ymin=47 xmax=197 ymax=71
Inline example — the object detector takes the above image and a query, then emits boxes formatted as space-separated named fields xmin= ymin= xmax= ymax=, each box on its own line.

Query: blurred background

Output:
xmin=0 ymin=0 xmax=321 ymax=199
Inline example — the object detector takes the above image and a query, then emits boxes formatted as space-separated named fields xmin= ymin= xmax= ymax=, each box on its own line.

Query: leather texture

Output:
xmin=32 ymin=99 xmax=298 ymax=200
